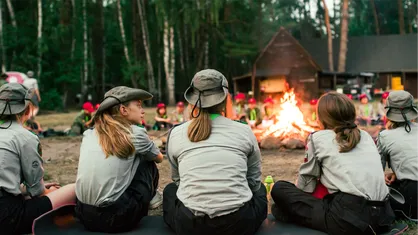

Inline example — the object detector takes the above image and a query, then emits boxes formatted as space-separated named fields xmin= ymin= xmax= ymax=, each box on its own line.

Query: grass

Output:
xmin=398 ymin=220 xmax=417 ymax=235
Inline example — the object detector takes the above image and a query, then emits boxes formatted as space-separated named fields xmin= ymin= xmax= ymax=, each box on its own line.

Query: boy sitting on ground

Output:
xmin=356 ymin=94 xmax=375 ymax=126
xmin=246 ymin=98 xmax=262 ymax=128
xmin=68 ymin=102 xmax=95 ymax=136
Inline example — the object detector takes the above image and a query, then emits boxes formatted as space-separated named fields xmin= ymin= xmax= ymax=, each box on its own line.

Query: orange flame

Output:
xmin=261 ymin=89 xmax=315 ymax=139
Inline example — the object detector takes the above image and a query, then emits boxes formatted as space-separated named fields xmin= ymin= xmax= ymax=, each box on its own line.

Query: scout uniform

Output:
xmin=271 ymin=129 xmax=395 ymax=234
xmin=234 ymin=93 xmax=247 ymax=121
xmin=357 ymin=94 xmax=375 ymax=126
xmin=153 ymin=103 xmax=171 ymax=130
xmin=0 ymin=83 xmax=52 ymax=234
xmin=377 ymin=90 xmax=418 ymax=221
xmin=164 ymin=69 xmax=267 ymax=235
xmin=170 ymin=102 xmax=185 ymax=124
xmin=68 ymin=102 xmax=94 ymax=136
xmin=75 ymin=86 xmax=161 ymax=233
xmin=376 ymin=92 xmax=389 ymax=126
xmin=246 ymin=98 xmax=262 ymax=127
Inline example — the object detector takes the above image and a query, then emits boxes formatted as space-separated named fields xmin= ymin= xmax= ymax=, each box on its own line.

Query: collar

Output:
xmin=210 ymin=114 xmax=221 ymax=120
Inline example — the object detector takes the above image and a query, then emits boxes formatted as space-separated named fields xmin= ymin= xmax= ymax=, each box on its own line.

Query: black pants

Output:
xmin=163 ymin=182 xmax=267 ymax=235
xmin=75 ymin=160 xmax=159 ymax=233
xmin=0 ymin=191 xmax=52 ymax=234
xmin=271 ymin=181 xmax=395 ymax=235
xmin=390 ymin=180 xmax=418 ymax=220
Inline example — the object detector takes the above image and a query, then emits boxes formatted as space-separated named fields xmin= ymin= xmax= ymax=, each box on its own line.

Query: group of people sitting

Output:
xmin=0 ymin=69 xmax=416 ymax=235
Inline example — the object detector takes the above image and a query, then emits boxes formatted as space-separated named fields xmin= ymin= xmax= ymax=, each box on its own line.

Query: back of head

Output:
xmin=184 ymin=69 xmax=229 ymax=142
xmin=385 ymin=90 xmax=418 ymax=133
xmin=317 ymin=92 xmax=361 ymax=153
xmin=0 ymin=83 xmax=36 ymax=126
xmin=27 ymin=71 xmax=34 ymax=78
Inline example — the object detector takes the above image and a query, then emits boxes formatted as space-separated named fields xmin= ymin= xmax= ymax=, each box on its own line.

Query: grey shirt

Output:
xmin=378 ymin=122 xmax=418 ymax=181
xmin=167 ymin=116 xmax=262 ymax=218
xmin=76 ymin=125 xmax=160 ymax=206
xmin=297 ymin=130 xmax=389 ymax=201
xmin=0 ymin=121 xmax=45 ymax=196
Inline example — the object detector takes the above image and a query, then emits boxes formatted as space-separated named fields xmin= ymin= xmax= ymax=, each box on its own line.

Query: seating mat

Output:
xmin=33 ymin=205 xmax=408 ymax=235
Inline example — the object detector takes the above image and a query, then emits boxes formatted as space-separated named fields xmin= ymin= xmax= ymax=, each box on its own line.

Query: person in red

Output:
xmin=68 ymin=102 xmax=95 ymax=136
xmin=356 ymin=94 xmax=375 ymax=126
xmin=153 ymin=103 xmax=171 ymax=130
xmin=376 ymin=92 xmax=390 ymax=126
xmin=246 ymin=98 xmax=262 ymax=128
xmin=234 ymin=93 xmax=247 ymax=121
xmin=171 ymin=102 xmax=185 ymax=125
xmin=262 ymin=97 xmax=275 ymax=120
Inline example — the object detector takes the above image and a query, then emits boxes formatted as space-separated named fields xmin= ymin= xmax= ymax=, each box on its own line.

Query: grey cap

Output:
xmin=184 ymin=69 xmax=229 ymax=108
xmin=95 ymin=86 xmax=153 ymax=115
xmin=385 ymin=90 xmax=418 ymax=122
xmin=0 ymin=83 xmax=36 ymax=115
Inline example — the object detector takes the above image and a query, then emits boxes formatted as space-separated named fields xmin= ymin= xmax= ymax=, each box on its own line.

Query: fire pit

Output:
xmin=257 ymin=89 xmax=318 ymax=150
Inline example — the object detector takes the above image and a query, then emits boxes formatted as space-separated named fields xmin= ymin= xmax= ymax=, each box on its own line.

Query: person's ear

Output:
xmin=119 ymin=105 xmax=129 ymax=116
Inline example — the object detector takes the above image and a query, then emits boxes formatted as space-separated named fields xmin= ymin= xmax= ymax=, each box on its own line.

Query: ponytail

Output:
xmin=187 ymin=100 xmax=226 ymax=142
xmin=334 ymin=123 xmax=361 ymax=153
xmin=95 ymin=105 xmax=134 ymax=158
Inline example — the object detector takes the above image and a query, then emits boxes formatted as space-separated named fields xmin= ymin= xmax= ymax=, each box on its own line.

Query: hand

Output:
xmin=45 ymin=182 xmax=61 ymax=189
xmin=385 ymin=172 xmax=396 ymax=185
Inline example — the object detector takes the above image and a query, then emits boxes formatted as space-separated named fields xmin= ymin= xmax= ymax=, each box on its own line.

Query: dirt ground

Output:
xmin=36 ymin=111 xmax=416 ymax=234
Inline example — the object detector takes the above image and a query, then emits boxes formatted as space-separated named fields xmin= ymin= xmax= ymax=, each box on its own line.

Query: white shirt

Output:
xmin=297 ymin=130 xmax=389 ymax=201
xmin=23 ymin=78 xmax=39 ymax=90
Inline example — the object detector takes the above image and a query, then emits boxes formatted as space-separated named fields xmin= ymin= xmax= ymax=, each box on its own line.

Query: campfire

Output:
xmin=257 ymin=89 xmax=317 ymax=149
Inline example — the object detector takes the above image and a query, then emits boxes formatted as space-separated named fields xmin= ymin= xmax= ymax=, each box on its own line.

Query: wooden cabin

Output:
xmin=234 ymin=28 xmax=418 ymax=101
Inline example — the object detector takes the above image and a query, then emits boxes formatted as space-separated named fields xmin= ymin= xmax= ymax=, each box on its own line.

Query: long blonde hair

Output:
xmin=94 ymin=103 xmax=134 ymax=158
xmin=187 ymin=100 xmax=226 ymax=142
xmin=317 ymin=92 xmax=361 ymax=153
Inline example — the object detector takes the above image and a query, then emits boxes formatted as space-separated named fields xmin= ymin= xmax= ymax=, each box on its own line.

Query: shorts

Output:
xmin=0 ymin=190 xmax=52 ymax=234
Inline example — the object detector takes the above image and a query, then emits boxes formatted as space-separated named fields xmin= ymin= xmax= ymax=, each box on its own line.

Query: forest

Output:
xmin=0 ymin=0 xmax=416 ymax=110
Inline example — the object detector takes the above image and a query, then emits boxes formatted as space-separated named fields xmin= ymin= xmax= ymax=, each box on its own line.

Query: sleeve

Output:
xmin=167 ymin=128 xmax=180 ymax=184
xmin=132 ymin=126 xmax=160 ymax=161
xmin=246 ymin=129 xmax=262 ymax=192
xmin=377 ymin=132 xmax=388 ymax=169
xmin=296 ymin=134 xmax=321 ymax=193
xmin=19 ymin=136 xmax=45 ymax=197
xmin=33 ymin=80 xmax=39 ymax=90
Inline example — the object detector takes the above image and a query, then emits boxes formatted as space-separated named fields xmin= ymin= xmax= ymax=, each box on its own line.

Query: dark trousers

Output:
xmin=390 ymin=180 xmax=418 ymax=220
xmin=75 ymin=160 xmax=159 ymax=233
xmin=163 ymin=182 xmax=267 ymax=235
xmin=0 ymin=191 xmax=52 ymax=234
xmin=271 ymin=181 xmax=395 ymax=235
xmin=153 ymin=121 xmax=172 ymax=131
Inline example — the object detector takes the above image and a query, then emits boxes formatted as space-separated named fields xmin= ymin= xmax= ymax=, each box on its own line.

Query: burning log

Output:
xmin=257 ymin=89 xmax=318 ymax=150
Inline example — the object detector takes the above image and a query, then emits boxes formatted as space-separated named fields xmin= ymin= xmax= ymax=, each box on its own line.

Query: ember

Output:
xmin=259 ymin=89 xmax=317 ymax=149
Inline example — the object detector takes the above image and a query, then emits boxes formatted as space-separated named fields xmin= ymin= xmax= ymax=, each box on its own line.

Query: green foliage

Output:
xmin=39 ymin=88 xmax=63 ymax=111
xmin=0 ymin=0 xmax=414 ymax=108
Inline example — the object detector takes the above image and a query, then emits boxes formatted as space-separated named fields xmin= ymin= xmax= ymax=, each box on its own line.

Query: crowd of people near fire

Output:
xmin=0 ymin=69 xmax=416 ymax=235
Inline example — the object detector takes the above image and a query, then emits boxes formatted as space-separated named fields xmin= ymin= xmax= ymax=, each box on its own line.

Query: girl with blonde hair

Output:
xmin=75 ymin=86 xmax=163 ymax=233
xmin=0 ymin=83 xmax=76 ymax=234
xmin=271 ymin=92 xmax=394 ymax=235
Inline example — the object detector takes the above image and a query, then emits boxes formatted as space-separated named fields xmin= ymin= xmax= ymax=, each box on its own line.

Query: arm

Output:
xmin=132 ymin=126 xmax=163 ymax=163
xmin=167 ymin=129 xmax=180 ymax=184
xmin=36 ymin=89 xmax=41 ymax=102
xmin=377 ymin=133 xmax=388 ymax=170
xmin=247 ymin=129 xmax=262 ymax=192
xmin=296 ymin=134 xmax=321 ymax=193
xmin=20 ymin=138 xmax=45 ymax=197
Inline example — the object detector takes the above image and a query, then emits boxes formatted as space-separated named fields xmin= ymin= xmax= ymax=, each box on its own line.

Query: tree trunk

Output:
xmin=70 ymin=0 xmax=76 ymax=60
xmin=137 ymin=0 xmax=156 ymax=94
xmin=92 ymin=0 xmax=104 ymax=99
xmin=0 ymin=0 xmax=6 ymax=72
xmin=163 ymin=21 xmax=175 ymax=105
xmin=338 ymin=0 xmax=349 ymax=72
xmin=117 ymin=0 xmax=137 ymax=88
xmin=37 ymin=0 xmax=42 ymax=78
xmin=82 ymin=0 xmax=88 ymax=101
xmin=369 ymin=0 xmax=380 ymax=35
xmin=321 ymin=0 xmax=334 ymax=72
xmin=5 ymin=0 xmax=16 ymax=69
xmin=177 ymin=30 xmax=185 ymax=72
xmin=398 ymin=0 xmax=405 ymax=34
